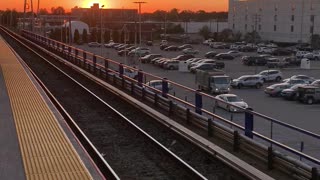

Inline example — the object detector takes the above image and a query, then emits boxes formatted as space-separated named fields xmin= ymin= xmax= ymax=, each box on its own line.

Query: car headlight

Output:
xmin=215 ymin=88 xmax=219 ymax=91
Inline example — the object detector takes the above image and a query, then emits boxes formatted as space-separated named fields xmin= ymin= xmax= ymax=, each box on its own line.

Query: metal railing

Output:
xmin=21 ymin=30 xmax=320 ymax=179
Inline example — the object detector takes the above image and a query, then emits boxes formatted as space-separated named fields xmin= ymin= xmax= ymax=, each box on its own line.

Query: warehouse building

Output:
xmin=228 ymin=0 xmax=320 ymax=43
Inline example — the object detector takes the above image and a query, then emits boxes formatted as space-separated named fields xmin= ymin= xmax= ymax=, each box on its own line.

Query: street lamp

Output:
xmin=133 ymin=1 xmax=146 ymax=47
xmin=100 ymin=4 xmax=104 ymax=56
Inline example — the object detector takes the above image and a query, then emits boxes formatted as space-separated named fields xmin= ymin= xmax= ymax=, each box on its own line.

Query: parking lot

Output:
xmin=73 ymin=42 xmax=320 ymax=159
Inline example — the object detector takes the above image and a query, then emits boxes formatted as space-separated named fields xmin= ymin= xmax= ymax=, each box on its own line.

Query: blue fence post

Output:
xmin=195 ymin=90 xmax=202 ymax=115
xmin=245 ymin=108 xmax=254 ymax=138
xmin=137 ymin=70 xmax=143 ymax=86
xmin=119 ymin=63 xmax=124 ymax=76
xmin=162 ymin=78 xmax=169 ymax=97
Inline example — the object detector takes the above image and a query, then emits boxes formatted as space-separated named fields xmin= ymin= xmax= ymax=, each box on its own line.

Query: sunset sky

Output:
xmin=1 ymin=0 xmax=228 ymax=12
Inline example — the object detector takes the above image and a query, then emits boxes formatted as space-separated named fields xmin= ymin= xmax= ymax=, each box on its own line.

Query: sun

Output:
xmin=80 ymin=1 xmax=111 ymax=8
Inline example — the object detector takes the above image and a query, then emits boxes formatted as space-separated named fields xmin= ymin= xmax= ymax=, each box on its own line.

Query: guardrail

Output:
xmin=21 ymin=29 xmax=320 ymax=180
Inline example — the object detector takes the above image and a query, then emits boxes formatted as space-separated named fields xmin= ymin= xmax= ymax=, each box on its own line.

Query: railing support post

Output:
xmin=233 ymin=131 xmax=239 ymax=152
xmin=83 ymin=52 xmax=87 ymax=68
xmin=195 ymin=90 xmax=202 ymax=115
xmin=312 ymin=167 xmax=318 ymax=180
xmin=268 ymin=147 xmax=273 ymax=170
xmin=119 ymin=63 xmax=124 ymax=76
xmin=93 ymin=55 xmax=97 ymax=74
xmin=162 ymin=78 xmax=169 ymax=98
xmin=245 ymin=108 xmax=254 ymax=138
xmin=208 ymin=118 xmax=213 ymax=137
xmin=137 ymin=70 xmax=143 ymax=86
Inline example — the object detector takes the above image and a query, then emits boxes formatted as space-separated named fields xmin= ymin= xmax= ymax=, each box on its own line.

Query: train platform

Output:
xmin=0 ymin=36 xmax=104 ymax=179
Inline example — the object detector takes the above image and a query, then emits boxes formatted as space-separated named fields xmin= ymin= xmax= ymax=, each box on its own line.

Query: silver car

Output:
xmin=231 ymin=75 xmax=264 ymax=89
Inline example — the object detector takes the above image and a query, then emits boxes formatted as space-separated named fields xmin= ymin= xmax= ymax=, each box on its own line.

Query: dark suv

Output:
xmin=242 ymin=56 xmax=268 ymax=66
xmin=297 ymin=86 xmax=320 ymax=104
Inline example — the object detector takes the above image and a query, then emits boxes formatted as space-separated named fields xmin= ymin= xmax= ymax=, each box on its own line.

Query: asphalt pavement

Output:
xmin=74 ymin=42 xmax=320 ymax=163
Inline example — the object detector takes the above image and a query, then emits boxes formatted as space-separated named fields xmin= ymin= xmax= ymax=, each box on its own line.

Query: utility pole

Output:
xmin=300 ymin=0 xmax=305 ymax=44
xmin=100 ymin=4 xmax=104 ymax=56
xmin=133 ymin=1 xmax=146 ymax=47
xmin=252 ymin=13 xmax=260 ymax=44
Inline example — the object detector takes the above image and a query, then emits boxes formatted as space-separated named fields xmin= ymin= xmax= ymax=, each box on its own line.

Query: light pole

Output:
xmin=100 ymin=5 xmax=104 ymax=56
xmin=133 ymin=1 xmax=146 ymax=47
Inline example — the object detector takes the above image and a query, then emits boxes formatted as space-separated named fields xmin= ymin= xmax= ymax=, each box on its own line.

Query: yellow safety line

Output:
xmin=0 ymin=39 xmax=92 ymax=180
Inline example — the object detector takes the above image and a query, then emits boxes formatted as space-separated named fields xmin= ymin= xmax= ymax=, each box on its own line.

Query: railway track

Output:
xmin=1 ymin=27 xmax=249 ymax=179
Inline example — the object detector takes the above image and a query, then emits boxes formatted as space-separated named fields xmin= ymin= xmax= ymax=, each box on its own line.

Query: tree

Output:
xmin=39 ymin=8 xmax=49 ymax=15
xmin=244 ymin=31 xmax=261 ymax=43
xmin=73 ymin=29 xmax=80 ymax=43
xmin=51 ymin=6 xmax=65 ymax=15
xmin=199 ymin=25 xmax=211 ymax=40
xmin=82 ymin=29 xmax=88 ymax=43
xmin=167 ymin=24 xmax=184 ymax=34
xmin=311 ymin=34 xmax=320 ymax=50
xmin=219 ymin=28 xmax=233 ymax=42
xmin=232 ymin=31 xmax=242 ymax=42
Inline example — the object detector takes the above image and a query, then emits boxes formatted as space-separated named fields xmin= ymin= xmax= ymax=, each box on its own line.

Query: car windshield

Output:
xmin=238 ymin=76 xmax=249 ymax=80
xmin=291 ymin=84 xmax=303 ymax=90
xmin=214 ymin=77 xmax=230 ymax=84
xmin=227 ymin=96 xmax=242 ymax=102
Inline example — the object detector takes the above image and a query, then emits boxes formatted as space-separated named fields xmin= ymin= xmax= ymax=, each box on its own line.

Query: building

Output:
xmin=71 ymin=3 xmax=138 ymax=28
xmin=228 ymin=0 xmax=320 ymax=43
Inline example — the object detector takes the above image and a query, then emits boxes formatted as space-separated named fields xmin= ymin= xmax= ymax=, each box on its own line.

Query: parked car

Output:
xmin=272 ymin=48 xmax=293 ymax=56
xmin=303 ymin=51 xmax=320 ymax=60
xmin=117 ymin=49 xmax=130 ymax=56
xmin=163 ymin=60 xmax=180 ymax=70
xmin=145 ymin=80 xmax=172 ymax=92
xmin=88 ymin=42 xmax=101 ymax=47
xmin=190 ymin=63 xmax=224 ymax=73
xmin=239 ymin=45 xmax=257 ymax=52
xmin=231 ymin=75 xmax=264 ymax=89
xmin=296 ymin=51 xmax=310 ymax=59
xmin=242 ymin=56 xmax=267 ymax=66
xmin=226 ymin=50 xmax=242 ymax=57
xmin=160 ymin=40 xmax=168 ymax=45
xmin=140 ymin=54 xmax=162 ymax=63
xmin=264 ymin=83 xmax=292 ymax=97
xmin=146 ymin=41 xmax=153 ymax=46
xmin=164 ymin=45 xmax=179 ymax=51
xmin=172 ymin=54 xmax=195 ymax=61
xmin=178 ymin=44 xmax=193 ymax=50
xmin=216 ymin=94 xmax=249 ymax=112
xmin=189 ymin=59 xmax=215 ymax=68
xmin=104 ymin=41 xmax=116 ymax=48
xmin=205 ymin=51 xmax=218 ymax=59
xmin=311 ymin=80 xmax=320 ymax=87
xmin=160 ymin=44 xmax=168 ymax=50
xmin=128 ymin=47 xmax=150 ymax=57
xmin=215 ymin=53 xmax=235 ymax=60
xmin=203 ymin=38 xmax=214 ymax=45
xmin=186 ymin=58 xmax=202 ymax=64
xmin=297 ymin=85 xmax=320 ymax=104
xmin=281 ymin=84 xmax=305 ymax=100
xmin=258 ymin=70 xmax=283 ymax=82
xmin=283 ymin=75 xmax=315 ymax=84
xmin=283 ymin=57 xmax=301 ymax=66
xmin=183 ymin=48 xmax=199 ymax=55
xmin=284 ymin=79 xmax=310 ymax=86
xmin=266 ymin=58 xmax=290 ymax=68
xmin=257 ymin=47 xmax=275 ymax=54
xmin=150 ymin=57 xmax=164 ymax=64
